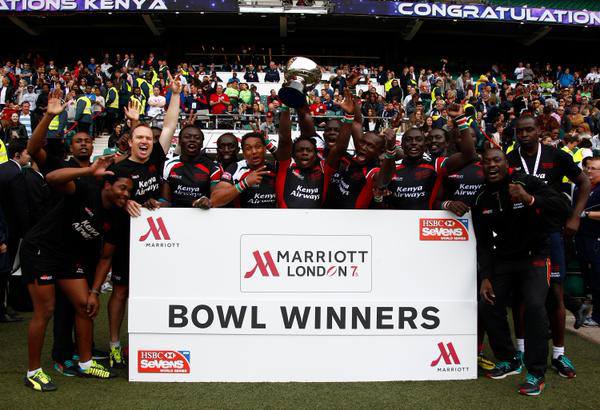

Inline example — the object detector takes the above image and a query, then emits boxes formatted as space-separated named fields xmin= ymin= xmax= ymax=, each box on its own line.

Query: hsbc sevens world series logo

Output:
xmin=244 ymin=251 xmax=280 ymax=278
xmin=139 ymin=217 xmax=180 ymax=248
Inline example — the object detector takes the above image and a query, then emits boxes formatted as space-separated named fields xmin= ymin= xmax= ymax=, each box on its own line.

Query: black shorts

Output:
xmin=111 ymin=268 xmax=129 ymax=286
xmin=20 ymin=244 xmax=86 ymax=286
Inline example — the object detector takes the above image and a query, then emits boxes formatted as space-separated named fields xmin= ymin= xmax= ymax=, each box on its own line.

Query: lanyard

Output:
xmin=518 ymin=143 xmax=541 ymax=176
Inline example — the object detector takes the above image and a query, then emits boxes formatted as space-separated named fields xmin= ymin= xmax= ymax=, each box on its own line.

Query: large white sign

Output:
xmin=129 ymin=209 xmax=477 ymax=382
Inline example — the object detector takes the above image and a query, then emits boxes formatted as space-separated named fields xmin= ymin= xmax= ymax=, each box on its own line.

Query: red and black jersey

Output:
xmin=220 ymin=160 xmax=277 ymax=208
xmin=276 ymin=158 xmax=333 ymax=208
xmin=434 ymin=161 xmax=484 ymax=207
xmin=385 ymin=157 xmax=444 ymax=210
xmin=325 ymin=155 xmax=380 ymax=209
xmin=163 ymin=155 xmax=222 ymax=207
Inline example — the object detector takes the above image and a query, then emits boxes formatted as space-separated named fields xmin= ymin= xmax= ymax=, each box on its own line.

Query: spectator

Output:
xmin=146 ymin=86 xmax=166 ymax=118
xmin=2 ymin=112 xmax=28 ymax=140
xmin=210 ymin=85 xmax=230 ymax=115
xmin=18 ymin=102 xmax=38 ymax=137
xmin=244 ymin=64 xmax=259 ymax=82
xmin=559 ymin=68 xmax=575 ymax=89
xmin=259 ymin=111 xmax=276 ymax=134
xmin=264 ymin=61 xmax=280 ymax=83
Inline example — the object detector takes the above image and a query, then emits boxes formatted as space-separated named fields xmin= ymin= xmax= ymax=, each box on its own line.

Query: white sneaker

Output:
xmin=583 ymin=317 xmax=600 ymax=327
xmin=101 ymin=281 xmax=113 ymax=294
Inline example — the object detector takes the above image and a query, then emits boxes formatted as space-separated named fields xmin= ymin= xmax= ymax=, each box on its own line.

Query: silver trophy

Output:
xmin=278 ymin=57 xmax=322 ymax=108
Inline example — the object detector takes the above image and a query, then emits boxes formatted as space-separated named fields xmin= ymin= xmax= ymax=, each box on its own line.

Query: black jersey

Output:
xmin=436 ymin=161 xmax=484 ymax=206
xmin=385 ymin=157 xmax=444 ymax=210
xmin=276 ymin=158 xmax=333 ymax=208
xmin=325 ymin=155 xmax=380 ymax=209
xmin=22 ymin=179 xmax=111 ymax=264
xmin=507 ymin=144 xmax=581 ymax=192
xmin=163 ymin=156 xmax=222 ymax=207
xmin=111 ymin=142 xmax=166 ymax=203
xmin=220 ymin=160 xmax=276 ymax=208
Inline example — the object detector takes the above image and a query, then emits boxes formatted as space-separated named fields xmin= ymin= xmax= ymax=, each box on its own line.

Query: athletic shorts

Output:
xmin=111 ymin=268 xmax=129 ymax=286
xmin=549 ymin=231 xmax=566 ymax=284
xmin=20 ymin=244 xmax=86 ymax=286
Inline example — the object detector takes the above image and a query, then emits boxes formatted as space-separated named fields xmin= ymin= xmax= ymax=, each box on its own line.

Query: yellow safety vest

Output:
xmin=0 ymin=139 xmax=7 ymax=164
xmin=48 ymin=115 xmax=60 ymax=131
xmin=505 ymin=141 xmax=516 ymax=154
xmin=561 ymin=146 xmax=585 ymax=183
xmin=130 ymin=94 xmax=146 ymax=114
xmin=77 ymin=96 xmax=92 ymax=115
xmin=107 ymin=87 xmax=119 ymax=109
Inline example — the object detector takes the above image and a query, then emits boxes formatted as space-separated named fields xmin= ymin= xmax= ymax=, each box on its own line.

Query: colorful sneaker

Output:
xmin=24 ymin=369 xmax=57 ymax=392
xmin=516 ymin=350 xmax=524 ymax=367
xmin=477 ymin=353 xmax=495 ymax=371
xmin=109 ymin=346 xmax=127 ymax=369
xmin=53 ymin=360 xmax=79 ymax=377
xmin=519 ymin=373 xmax=545 ymax=396
xmin=552 ymin=355 xmax=576 ymax=378
xmin=78 ymin=360 xmax=118 ymax=379
xmin=92 ymin=348 xmax=109 ymax=360
xmin=583 ymin=317 xmax=600 ymax=327
xmin=487 ymin=358 xmax=522 ymax=379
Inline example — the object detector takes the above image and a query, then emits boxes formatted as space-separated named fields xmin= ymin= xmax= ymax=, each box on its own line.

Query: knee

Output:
xmin=36 ymin=302 xmax=55 ymax=321
xmin=111 ymin=286 xmax=129 ymax=303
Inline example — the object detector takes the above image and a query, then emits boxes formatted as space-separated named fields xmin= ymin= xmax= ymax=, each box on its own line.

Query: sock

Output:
xmin=516 ymin=338 xmax=525 ymax=353
xmin=27 ymin=368 xmax=41 ymax=378
xmin=553 ymin=345 xmax=565 ymax=360
xmin=79 ymin=359 xmax=92 ymax=370
xmin=109 ymin=341 xmax=121 ymax=350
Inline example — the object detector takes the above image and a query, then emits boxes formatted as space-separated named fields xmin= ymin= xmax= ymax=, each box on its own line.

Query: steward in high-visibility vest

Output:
xmin=130 ymin=88 xmax=147 ymax=115
xmin=46 ymin=111 xmax=68 ymax=139
xmin=106 ymin=84 xmax=119 ymax=110
xmin=136 ymin=75 xmax=152 ymax=101
xmin=75 ymin=92 xmax=93 ymax=132
xmin=0 ymin=139 xmax=7 ymax=164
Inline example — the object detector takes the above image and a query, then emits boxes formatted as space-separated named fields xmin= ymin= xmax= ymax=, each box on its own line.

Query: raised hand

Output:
xmin=447 ymin=103 xmax=464 ymax=119
xmin=168 ymin=71 xmax=183 ymax=94
xmin=382 ymin=128 xmax=396 ymax=151
xmin=47 ymin=89 xmax=67 ymax=116
xmin=339 ymin=88 xmax=355 ymax=115
xmin=346 ymin=69 xmax=361 ymax=88
xmin=124 ymin=99 xmax=141 ymax=122
xmin=245 ymin=165 xmax=270 ymax=186
xmin=90 ymin=155 xmax=115 ymax=177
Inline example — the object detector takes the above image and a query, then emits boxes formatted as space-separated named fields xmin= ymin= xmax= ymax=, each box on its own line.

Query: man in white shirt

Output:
xmin=514 ymin=62 xmax=525 ymax=81
xmin=18 ymin=85 xmax=38 ymax=111
xmin=19 ymin=102 xmax=34 ymax=137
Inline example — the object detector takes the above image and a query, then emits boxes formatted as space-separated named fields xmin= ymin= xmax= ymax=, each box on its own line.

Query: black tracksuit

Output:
xmin=473 ymin=172 xmax=570 ymax=377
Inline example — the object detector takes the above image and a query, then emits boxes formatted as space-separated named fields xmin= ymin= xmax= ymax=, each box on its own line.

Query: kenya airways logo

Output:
xmin=138 ymin=350 xmax=190 ymax=374
xmin=138 ymin=217 xmax=180 ymax=248
xmin=244 ymin=251 xmax=280 ymax=278
xmin=419 ymin=218 xmax=469 ymax=241
xmin=430 ymin=342 xmax=461 ymax=366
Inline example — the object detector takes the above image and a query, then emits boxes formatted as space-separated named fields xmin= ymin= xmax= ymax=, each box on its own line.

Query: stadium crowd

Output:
xmin=0 ymin=53 xmax=599 ymax=397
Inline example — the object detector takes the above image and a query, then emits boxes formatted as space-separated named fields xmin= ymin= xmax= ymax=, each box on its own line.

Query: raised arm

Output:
xmin=373 ymin=128 xmax=397 ymax=188
xmin=276 ymin=109 xmax=292 ymax=161
xmin=27 ymin=90 xmax=67 ymax=167
xmin=46 ymin=155 xmax=115 ymax=194
xmin=159 ymin=73 xmax=182 ymax=154
xmin=326 ymin=89 xmax=354 ymax=170
xmin=297 ymin=104 xmax=316 ymax=138
xmin=442 ymin=104 xmax=477 ymax=174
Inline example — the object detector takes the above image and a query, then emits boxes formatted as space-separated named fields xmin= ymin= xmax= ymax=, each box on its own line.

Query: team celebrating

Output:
xmin=1 ymin=64 xmax=599 ymax=398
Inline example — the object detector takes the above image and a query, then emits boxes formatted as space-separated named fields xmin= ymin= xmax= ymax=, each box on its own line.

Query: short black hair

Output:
xmin=179 ymin=124 xmax=204 ymax=138
xmin=103 ymin=165 xmax=133 ymax=186
xmin=241 ymin=132 xmax=265 ymax=148
xmin=8 ymin=138 xmax=28 ymax=159
xmin=292 ymin=136 xmax=317 ymax=153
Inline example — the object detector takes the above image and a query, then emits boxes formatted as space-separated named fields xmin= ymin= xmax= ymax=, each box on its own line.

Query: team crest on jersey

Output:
xmin=221 ymin=172 xmax=232 ymax=181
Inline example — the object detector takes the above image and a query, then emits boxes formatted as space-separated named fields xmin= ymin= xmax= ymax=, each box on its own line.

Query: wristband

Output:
xmin=89 ymin=289 xmax=100 ymax=295
xmin=235 ymin=178 xmax=249 ymax=193
xmin=264 ymin=138 xmax=277 ymax=153
xmin=383 ymin=152 xmax=395 ymax=160
xmin=279 ymin=105 xmax=290 ymax=112
xmin=341 ymin=117 xmax=354 ymax=124
xmin=158 ymin=198 xmax=168 ymax=203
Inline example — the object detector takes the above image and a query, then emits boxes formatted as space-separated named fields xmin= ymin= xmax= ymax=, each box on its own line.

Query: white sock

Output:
xmin=516 ymin=338 xmax=525 ymax=353
xmin=553 ymin=345 xmax=565 ymax=360
xmin=27 ymin=368 xmax=41 ymax=378
xmin=109 ymin=341 xmax=120 ymax=350
xmin=79 ymin=359 xmax=93 ymax=370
